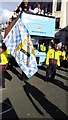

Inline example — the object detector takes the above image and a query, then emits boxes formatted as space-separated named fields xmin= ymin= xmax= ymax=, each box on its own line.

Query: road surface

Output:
xmin=0 ymin=65 xmax=68 ymax=119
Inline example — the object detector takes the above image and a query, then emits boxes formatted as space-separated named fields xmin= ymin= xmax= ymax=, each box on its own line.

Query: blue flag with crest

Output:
xmin=4 ymin=15 xmax=38 ymax=78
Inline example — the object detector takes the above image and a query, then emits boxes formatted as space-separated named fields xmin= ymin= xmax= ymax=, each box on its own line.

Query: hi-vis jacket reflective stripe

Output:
xmin=0 ymin=49 xmax=10 ymax=65
xmin=46 ymin=48 xmax=60 ymax=66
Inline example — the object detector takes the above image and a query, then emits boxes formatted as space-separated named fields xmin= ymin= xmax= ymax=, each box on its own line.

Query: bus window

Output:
xmin=33 ymin=44 xmax=39 ymax=50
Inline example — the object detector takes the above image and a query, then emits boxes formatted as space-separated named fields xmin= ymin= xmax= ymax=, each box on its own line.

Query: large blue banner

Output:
xmin=4 ymin=17 xmax=38 ymax=78
xmin=21 ymin=12 xmax=55 ymax=37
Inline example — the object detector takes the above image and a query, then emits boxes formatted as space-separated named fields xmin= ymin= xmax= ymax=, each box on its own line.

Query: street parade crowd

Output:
xmin=0 ymin=37 xmax=68 ymax=89
xmin=0 ymin=1 xmax=68 ymax=89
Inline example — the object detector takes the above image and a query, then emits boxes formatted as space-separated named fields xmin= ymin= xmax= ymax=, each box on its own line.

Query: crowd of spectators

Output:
xmin=0 ymin=1 xmax=53 ymax=41
xmin=0 ymin=1 xmax=68 ymax=69
xmin=3 ymin=2 xmax=52 ymax=30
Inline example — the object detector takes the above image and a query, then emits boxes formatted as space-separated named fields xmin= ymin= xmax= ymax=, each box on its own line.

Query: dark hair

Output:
xmin=51 ymin=43 xmax=54 ymax=48
xmin=2 ymin=43 xmax=7 ymax=51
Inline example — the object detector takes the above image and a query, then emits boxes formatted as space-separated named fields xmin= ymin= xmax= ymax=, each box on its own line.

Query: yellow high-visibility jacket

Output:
xmin=61 ymin=51 xmax=66 ymax=60
xmin=6 ymin=49 xmax=10 ymax=55
xmin=0 ymin=49 xmax=10 ymax=65
xmin=58 ymin=50 xmax=61 ymax=56
xmin=40 ymin=44 xmax=46 ymax=52
xmin=46 ymin=48 xmax=60 ymax=66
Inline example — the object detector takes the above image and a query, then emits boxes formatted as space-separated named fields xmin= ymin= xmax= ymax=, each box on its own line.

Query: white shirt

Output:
xmin=34 ymin=7 xmax=41 ymax=14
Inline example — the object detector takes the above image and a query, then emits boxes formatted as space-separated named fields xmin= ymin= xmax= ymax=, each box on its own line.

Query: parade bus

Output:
xmin=4 ymin=12 xmax=55 ymax=67
xmin=21 ymin=12 xmax=55 ymax=66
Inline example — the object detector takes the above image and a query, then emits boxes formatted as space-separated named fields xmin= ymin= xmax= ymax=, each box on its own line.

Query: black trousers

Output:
xmin=0 ymin=72 xmax=5 ymax=88
xmin=46 ymin=64 xmax=56 ymax=80
xmin=60 ymin=60 xmax=68 ymax=68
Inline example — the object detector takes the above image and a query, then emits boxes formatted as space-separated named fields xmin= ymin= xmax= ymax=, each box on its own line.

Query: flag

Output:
xmin=4 ymin=16 xmax=38 ymax=78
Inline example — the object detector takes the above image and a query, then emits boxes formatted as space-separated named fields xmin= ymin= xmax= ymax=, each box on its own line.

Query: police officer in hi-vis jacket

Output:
xmin=45 ymin=43 xmax=60 ymax=82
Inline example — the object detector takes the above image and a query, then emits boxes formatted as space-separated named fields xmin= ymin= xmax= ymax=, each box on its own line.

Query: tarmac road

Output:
xmin=0 ymin=65 xmax=68 ymax=119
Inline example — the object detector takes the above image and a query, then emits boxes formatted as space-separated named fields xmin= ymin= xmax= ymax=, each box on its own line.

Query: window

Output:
xmin=56 ymin=0 xmax=61 ymax=11
xmin=55 ymin=18 xmax=60 ymax=29
xmin=47 ymin=3 xmax=53 ymax=13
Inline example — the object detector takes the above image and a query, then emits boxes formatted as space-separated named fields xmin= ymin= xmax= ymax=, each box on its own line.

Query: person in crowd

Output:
xmin=45 ymin=43 xmax=60 ymax=82
xmin=19 ymin=7 xmax=23 ymax=13
xmin=12 ymin=10 xmax=17 ymax=19
xmin=40 ymin=42 xmax=46 ymax=52
xmin=23 ymin=4 xmax=28 ymax=12
xmin=60 ymin=45 xmax=66 ymax=67
xmin=5 ymin=22 xmax=9 ymax=28
xmin=61 ymin=45 xmax=66 ymax=60
xmin=0 ymin=42 xmax=11 ymax=89
xmin=34 ymin=3 xmax=42 ymax=14
xmin=57 ymin=44 xmax=61 ymax=55
xmin=16 ymin=1 xmax=25 ymax=13
xmin=66 ymin=46 xmax=68 ymax=61
xmin=63 ymin=45 xmax=68 ymax=68
xmin=28 ymin=6 xmax=34 ymax=13
xmin=9 ymin=17 xmax=13 ymax=25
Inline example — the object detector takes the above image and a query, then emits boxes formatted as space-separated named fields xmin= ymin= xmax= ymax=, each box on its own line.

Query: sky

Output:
xmin=0 ymin=0 xmax=22 ymax=23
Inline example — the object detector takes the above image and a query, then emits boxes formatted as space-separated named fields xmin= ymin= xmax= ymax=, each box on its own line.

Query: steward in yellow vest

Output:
xmin=0 ymin=42 xmax=10 ymax=72
xmin=40 ymin=43 xmax=46 ymax=52
xmin=46 ymin=43 xmax=60 ymax=82
xmin=60 ymin=45 xmax=66 ymax=60
xmin=0 ymin=42 xmax=11 ymax=89
xmin=59 ymin=45 xmax=66 ymax=67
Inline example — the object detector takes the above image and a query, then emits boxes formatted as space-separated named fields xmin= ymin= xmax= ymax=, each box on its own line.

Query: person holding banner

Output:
xmin=0 ymin=42 xmax=11 ymax=89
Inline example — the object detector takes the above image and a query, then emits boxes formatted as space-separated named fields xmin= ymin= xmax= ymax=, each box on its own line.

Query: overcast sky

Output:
xmin=0 ymin=0 xmax=22 ymax=23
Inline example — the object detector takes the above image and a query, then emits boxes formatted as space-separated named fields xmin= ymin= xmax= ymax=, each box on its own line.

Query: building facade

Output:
xmin=52 ymin=0 xmax=68 ymax=45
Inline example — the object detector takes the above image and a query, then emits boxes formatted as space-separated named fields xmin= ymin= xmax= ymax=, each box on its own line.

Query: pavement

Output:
xmin=0 ymin=65 xmax=68 ymax=119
